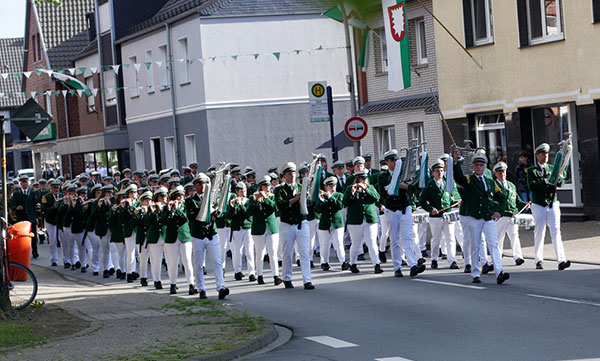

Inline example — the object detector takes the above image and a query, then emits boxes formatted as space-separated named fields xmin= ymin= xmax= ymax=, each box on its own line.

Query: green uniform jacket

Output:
xmin=134 ymin=208 xmax=148 ymax=245
xmin=215 ymin=193 xmax=234 ymax=229
xmin=495 ymin=179 xmax=527 ymax=217
xmin=182 ymin=174 xmax=193 ymax=185
xmin=226 ymin=198 xmax=252 ymax=231
xmin=144 ymin=208 xmax=165 ymax=244
xmin=69 ymin=200 xmax=90 ymax=234
xmin=376 ymin=171 xmax=410 ymax=212
xmin=107 ymin=206 xmax=125 ymax=243
xmin=61 ymin=201 xmax=74 ymax=228
xmin=246 ymin=196 xmax=278 ymax=235
xmin=314 ymin=192 xmax=344 ymax=230
xmin=453 ymin=161 xmax=506 ymax=221
xmin=41 ymin=192 xmax=62 ymax=225
xmin=274 ymin=182 xmax=306 ymax=225
xmin=343 ymin=184 xmax=380 ymax=225
xmin=94 ymin=200 xmax=112 ymax=237
xmin=185 ymin=194 xmax=217 ymax=239
xmin=419 ymin=178 xmax=457 ymax=217
xmin=248 ymin=183 xmax=259 ymax=195
xmin=526 ymin=164 xmax=564 ymax=207
xmin=161 ymin=205 xmax=191 ymax=243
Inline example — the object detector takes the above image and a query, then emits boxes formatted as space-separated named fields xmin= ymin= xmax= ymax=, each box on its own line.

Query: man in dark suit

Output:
xmin=11 ymin=175 xmax=39 ymax=258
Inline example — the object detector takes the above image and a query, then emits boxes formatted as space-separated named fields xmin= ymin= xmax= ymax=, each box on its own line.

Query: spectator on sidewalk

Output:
xmin=515 ymin=151 xmax=532 ymax=203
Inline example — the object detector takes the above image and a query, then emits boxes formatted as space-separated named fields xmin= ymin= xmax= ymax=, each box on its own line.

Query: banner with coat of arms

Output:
xmin=381 ymin=0 xmax=411 ymax=91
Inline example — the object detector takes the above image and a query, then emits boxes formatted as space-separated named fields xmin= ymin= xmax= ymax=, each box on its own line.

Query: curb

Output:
xmin=196 ymin=323 xmax=278 ymax=361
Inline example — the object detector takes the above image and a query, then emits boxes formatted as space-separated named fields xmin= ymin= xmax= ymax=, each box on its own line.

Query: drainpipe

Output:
xmin=94 ymin=0 xmax=108 ymax=129
xmin=166 ymin=23 xmax=181 ymax=170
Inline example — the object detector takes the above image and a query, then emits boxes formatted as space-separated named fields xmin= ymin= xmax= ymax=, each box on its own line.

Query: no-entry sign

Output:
xmin=344 ymin=117 xmax=368 ymax=141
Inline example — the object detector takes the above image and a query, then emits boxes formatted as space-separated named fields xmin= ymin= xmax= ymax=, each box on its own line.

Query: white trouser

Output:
xmin=466 ymin=217 xmax=503 ymax=278
xmin=308 ymin=219 xmax=318 ymax=253
xmin=46 ymin=223 xmax=59 ymax=263
xmin=139 ymin=243 xmax=150 ymax=278
xmin=163 ymin=241 xmax=195 ymax=286
xmin=318 ymin=227 xmax=345 ymax=264
xmin=217 ymin=227 xmax=231 ymax=270
xmin=72 ymin=232 xmax=87 ymax=267
xmin=112 ymin=242 xmax=126 ymax=272
xmin=124 ymin=235 xmax=137 ymax=274
xmin=378 ymin=212 xmax=390 ymax=252
xmin=110 ymin=243 xmax=120 ymax=270
xmin=386 ymin=207 xmax=416 ymax=270
xmin=418 ymin=221 xmax=428 ymax=251
xmin=342 ymin=209 xmax=352 ymax=248
xmin=98 ymin=233 xmax=112 ymax=271
xmin=253 ymin=232 xmax=280 ymax=277
xmin=460 ymin=218 xmax=472 ymax=265
xmin=86 ymin=233 xmax=101 ymax=272
xmin=192 ymin=235 xmax=225 ymax=292
xmin=454 ymin=221 xmax=465 ymax=253
xmin=429 ymin=218 xmax=457 ymax=264
xmin=348 ymin=222 xmax=379 ymax=265
xmin=276 ymin=217 xmax=284 ymax=261
xmin=497 ymin=216 xmax=523 ymax=260
xmin=232 ymin=229 xmax=255 ymax=275
xmin=148 ymin=240 xmax=165 ymax=282
xmin=64 ymin=227 xmax=79 ymax=265
xmin=59 ymin=229 xmax=68 ymax=263
xmin=531 ymin=202 xmax=566 ymax=263
xmin=280 ymin=221 xmax=311 ymax=283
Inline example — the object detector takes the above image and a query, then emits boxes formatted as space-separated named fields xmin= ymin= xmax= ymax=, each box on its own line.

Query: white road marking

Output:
xmin=304 ymin=336 xmax=358 ymax=348
xmin=527 ymin=294 xmax=600 ymax=307
xmin=375 ymin=357 xmax=415 ymax=361
xmin=412 ymin=278 xmax=487 ymax=290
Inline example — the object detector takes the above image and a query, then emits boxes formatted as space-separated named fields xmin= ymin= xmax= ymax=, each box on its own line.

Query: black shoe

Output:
xmin=93 ymin=271 xmax=99 ymax=276
xmin=363 ymin=244 xmax=369 ymax=254
xmin=357 ymin=254 xmax=366 ymax=261
xmin=108 ymin=268 xmax=115 ymax=276
xmin=379 ymin=251 xmax=387 ymax=263
xmin=283 ymin=280 xmax=294 ymax=289
xmin=226 ymin=249 xmax=232 ymax=258
xmin=341 ymin=262 xmax=350 ymax=271
xmin=189 ymin=285 xmax=199 ymax=295
xmin=296 ymin=259 xmax=301 ymax=267
xmin=249 ymin=274 xmax=257 ymax=282
xmin=140 ymin=278 xmax=148 ymax=287
xmin=536 ymin=261 xmax=543 ymax=270
xmin=515 ymin=258 xmax=525 ymax=266
xmin=558 ymin=260 xmax=571 ymax=270
xmin=421 ymin=250 xmax=428 ymax=258
xmin=394 ymin=269 xmax=403 ymax=277
xmin=431 ymin=260 xmax=438 ymax=269
xmin=482 ymin=263 xmax=491 ymax=274
xmin=321 ymin=263 xmax=330 ymax=271
xmin=350 ymin=264 xmax=360 ymax=273
xmin=257 ymin=276 xmax=265 ymax=285
xmin=310 ymin=261 xmax=315 ymax=269
xmin=127 ymin=274 xmax=133 ymax=283
xmin=449 ymin=261 xmax=459 ymax=270
xmin=74 ymin=261 xmax=81 ymax=269
xmin=199 ymin=290 xmax=207 ymax=299
xmin=120 ymin=272 xmax=126 ymax=280
xmin=81 ymin=267 xmax=87 ymax=273
xmin=203 ymin=266 xmax=207 ymax=276
xmin=234 ymin=272 xmax=243 ymax=281
xmin=472 ymin=277 xmax=481 ymax=284
xmin=154 ymin=281 xmax=163 ymax=290
xmin=464 ymin=264 xmax=471 ymax=273
xmin=374 ymin=264 xmax=384 ymax=274
xmin=132 ymin=272 xmax=139 ymax=280
xmin=51 ymin=262 xmax=57 ymax=267
xmin=116 ymin=269 xmax=123 ymax=278
xmin=32 ymin=252 xmax=39 ymax=259
xmin=218 ymin=287 xmax=230 ymax=299
xmin=170 ymin=284 xmax=177 ymax=294
xmin=263 ymin=254 xmax=270 ymax=263
xmin=103 ymin=270 xmax=109 ymax=278
xmin=274 ymin=276 xmax=283 ymax=286
xmin=304 ymin=282 xmax=315 ymax=290
xmin=278 ymin=260 xmax=282 ymax=267
xmin=496 ymin=271 xmax=510 ymax=284
xmin=417 ymin=258 xmax=426 ymax=265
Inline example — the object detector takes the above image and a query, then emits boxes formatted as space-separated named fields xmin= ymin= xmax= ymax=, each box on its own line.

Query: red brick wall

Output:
xmin=71 ymin=153 xmax=85 ymax=176
xmin=61 ymin=154 xmax=71 ymax=177
xmin=76 ymin=72 xmax=104 ymax=136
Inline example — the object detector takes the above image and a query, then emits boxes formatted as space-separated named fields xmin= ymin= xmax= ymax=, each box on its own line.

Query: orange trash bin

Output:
xmin=7 ymin=222 xmax=33 ymax=281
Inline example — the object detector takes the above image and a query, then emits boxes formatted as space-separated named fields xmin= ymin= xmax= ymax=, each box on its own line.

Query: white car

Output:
xmin=17 ymin=168 xmax=35 ymax=182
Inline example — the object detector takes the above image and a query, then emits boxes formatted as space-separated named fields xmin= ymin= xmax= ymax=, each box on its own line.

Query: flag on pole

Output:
xmin=324 ymin=2 xmax=371 ymax=72
xmin=381 ymin=0 xmax=411 ymax=91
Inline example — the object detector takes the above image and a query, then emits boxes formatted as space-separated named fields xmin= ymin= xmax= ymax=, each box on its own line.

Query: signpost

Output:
xmin=308 ymin=81 xmax=329 ymax=123
xmin=344 ymin=116 xmax=368 ymax=141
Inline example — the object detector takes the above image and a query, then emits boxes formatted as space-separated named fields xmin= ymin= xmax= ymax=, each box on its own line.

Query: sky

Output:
xmin=0 ymin=0 xmax=27 ymax=39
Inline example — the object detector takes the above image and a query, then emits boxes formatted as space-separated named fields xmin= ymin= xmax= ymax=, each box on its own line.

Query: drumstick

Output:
xmin=510 ymin=203 xmax=531 ymax=216
xmin=438 ymin=202 xmax=460 ymax=213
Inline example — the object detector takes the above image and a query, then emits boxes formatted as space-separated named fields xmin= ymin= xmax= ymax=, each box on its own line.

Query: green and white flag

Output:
xmin=324 ymin=2 xmax=370 ymax=71
xmin=381 ymin=0 xmax=411 ymax=91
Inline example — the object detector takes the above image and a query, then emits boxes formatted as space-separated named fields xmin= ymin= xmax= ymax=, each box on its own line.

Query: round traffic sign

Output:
xmin=344 ymin=117 xmax=368 ymax=141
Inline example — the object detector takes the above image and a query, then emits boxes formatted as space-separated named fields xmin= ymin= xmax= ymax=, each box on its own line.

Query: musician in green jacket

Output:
xmin=526 ymin=143 xmax=570 ymax=270
xmin=453 ymin=152 xmax=509 ymax=284
xmin=227 ymin=182 xmax=255 ymax=282
xmin=315 ymin=176 xmax=349 ymax=271
xmin=247 ymin=175 xmax=282 ymax=285
xmin=134 ymin=191 xmax=152 ymax=286
xmin=108 ymin=190 xmax=127 ymax=280
xmin=420 ymin=160 xmax=460 ymax=270
xmin=70 ymin=187 xmax=91 ymax=273
xmin=85 ymin=184 xmax=102 ymax=276
xmin=41 ymin=180 xmax=62 ymax=266
xmin=343 ymin=170 xmax=383 ymax=274
xmin=146 ymin=186 xmax=167 ymax=289
xmin=121 ymin=184 xmax=139 ymax=283
xmin=96 ymin=185 xmax=114 ymax=278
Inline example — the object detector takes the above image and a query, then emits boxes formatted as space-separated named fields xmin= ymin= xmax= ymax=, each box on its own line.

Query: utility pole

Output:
xmin=0 ymin=116 xmax=14 ymax=317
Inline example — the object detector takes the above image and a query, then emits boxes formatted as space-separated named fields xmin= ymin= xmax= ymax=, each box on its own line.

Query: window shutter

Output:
xmin=462 ymin=0 xmax=474 ymax=48
xmin=516 ymin=0 xmax=529 ymax=47
xmin=594 ymin=0 xmax=600 ymax=23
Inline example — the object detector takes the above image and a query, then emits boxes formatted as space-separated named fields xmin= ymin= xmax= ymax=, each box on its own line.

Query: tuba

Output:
xmin=197 ymin=162 xmax=231 ymax=222
xmin=450 ymin=140 xmax=486 ymax=174
xmin=548 ymin=132 xmax=573 ymax=186
xmin=399 ymin=139 xmax=426 ymax=184
xmin=300 ymin=154 xmax=322 ymax=216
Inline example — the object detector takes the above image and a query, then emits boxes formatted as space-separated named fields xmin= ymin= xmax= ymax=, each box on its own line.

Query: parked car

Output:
xmin=17 ymin=168 xmax=35 ymax=182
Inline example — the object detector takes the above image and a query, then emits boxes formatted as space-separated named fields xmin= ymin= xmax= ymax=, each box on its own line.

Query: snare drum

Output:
xmin=442 ymin=210 xmax=460 ymax=223
xmin=413 ymin=213 xmax=429 ymax=224
xmin=512 ymin=214 xmax=535 ymax=228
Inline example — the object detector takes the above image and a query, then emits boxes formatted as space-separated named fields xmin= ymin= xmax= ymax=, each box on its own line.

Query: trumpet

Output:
xmin=253 ymin=190 xmax=272 ymax=203
xmin=168 ymin=200 xmax=182 ymax=210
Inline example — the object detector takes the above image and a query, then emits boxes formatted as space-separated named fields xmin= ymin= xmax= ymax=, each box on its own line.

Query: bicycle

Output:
xmin=1 ymin=217 xmax=38 ymax=310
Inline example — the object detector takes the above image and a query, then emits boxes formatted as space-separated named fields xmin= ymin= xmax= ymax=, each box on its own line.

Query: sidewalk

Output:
xmin=3 ymin=242 xmax=276 ymax=361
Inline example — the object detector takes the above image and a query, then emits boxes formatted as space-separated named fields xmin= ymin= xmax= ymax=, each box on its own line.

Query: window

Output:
xmin=177 ymin=38 xmax=190 ymax=85
xmin=164 ymin=137 xmax=176 ymax=169
xmin=145 ymin=50 xmax=154 ymax=93
xmin=463 ymin=0 xmax=494 ymax=47
xmin=36 ymin=34 xmax=41 ymax=62
xmin=32 ymin=34 xmax=38 ymax=62
xmin=134 ymin=141 xmax=145 ymax=170
xmin=415 ymin=19 xmax=428 ymax=64
xmin=85 ymin=77 xmax=95 ymax=112
xmin=104 ymin=70 xmax=117 ymax=106
xmin=517 ymin=0 xmax=564 ymax=46
xmin=45 ymin=94 xmax=52 ymax=116
xmin=408 ymin=122 xmax=424 ymax=145
xmin=475 ymin=113 xmax=507 ymax=168
xmin=594 ymin=0 xmax=600 ymax=23
xmin=376 ymin=127 xmax=396 ymax=160
xmin=158 ymin=45 xmax=169 ymax=89
xmin=379 ymin=29 xmax=389 ymax=72
xmin=128 ymin=55 xmax=139 ymax=97
xmin=150 ymin=137 xmax=162 ymax=171
xmin=184 ymin=134 xmax=196 ymax=165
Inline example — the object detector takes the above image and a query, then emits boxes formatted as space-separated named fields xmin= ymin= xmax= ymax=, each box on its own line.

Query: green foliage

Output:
xmin=0 ymin=323 xmax=45 ymax=348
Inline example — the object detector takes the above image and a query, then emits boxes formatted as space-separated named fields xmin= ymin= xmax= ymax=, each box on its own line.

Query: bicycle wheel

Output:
xmin=7 ymin=262 xmax=38 ymax=311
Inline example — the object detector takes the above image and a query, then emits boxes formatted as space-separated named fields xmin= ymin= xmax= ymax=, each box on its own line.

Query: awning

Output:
xmin=358 ymin=93 xmax=438 ymax=116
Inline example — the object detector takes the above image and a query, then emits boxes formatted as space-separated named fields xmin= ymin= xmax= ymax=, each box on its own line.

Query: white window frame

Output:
xmin=379 ymin=29 xmax=389 ymax=72
xmin=184 ymin=134 xmax=196 ymax=165
xmin=470 ymin=0 xmax=494 ymax=45
xmin=128 ymin=55 xmax=139 ymax=98
xmin=45 ymin=94 xmax=52 ymax=116
xmin=376 ymin=126 xmax=396 ymax=160
xmin=408 ymin=122 xmax=425 ymax=145
xmin=158 ymin=44 xmax=169 ymax=90
xmin=164 ymin=136 xmax=176 ymax=169
xmin=415 ymin=18 xmax=428 ymax=65
xmin=150 ymin=137 xmax=160 ymax=170
xmin=526 ymin=0 xmax=564 ymax=45
xmin=85 ymin=77 xmax=95 ymax=112
xmin=145 ymin=50 xmax=155 ymax=94
xmin=177 ymin=37 xmax=190 ymax=85
xmin=134 ymin=141 xmax=145 ymax=170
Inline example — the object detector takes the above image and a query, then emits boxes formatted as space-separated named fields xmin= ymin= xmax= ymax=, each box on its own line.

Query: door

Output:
xmin=475 ymin=113 xmax=507 ymax=170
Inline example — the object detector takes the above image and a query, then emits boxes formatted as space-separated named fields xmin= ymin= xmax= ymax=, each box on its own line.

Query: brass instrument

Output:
xmin=548 ymin=132 xmax=573 ymax=186
xmin=300 ymin=154 xmax=321 ymax=215
xmin=450 ymin=140 xmax=486 ymax=175
xmin=399 ymin=139 xmax=427 ymax=184
xmin=198 ymin=163 xmax=231 ymax=222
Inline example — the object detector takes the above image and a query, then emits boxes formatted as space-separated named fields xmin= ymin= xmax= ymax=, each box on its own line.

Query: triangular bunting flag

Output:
xmin=90 ymin=67 xmax=98 ymax=74
xmin=12 ymin=73 xmax=20 ymax=78
xmin=124 ymin=64 xmax=130 ymax=69
xmin=253 ymin=54 xmax=259 ymax=59
xmin=316 ymin=45 xmax=323 ymax=50
xmin=23 ymin=72 xmax=32 ymax=78
xmin=79 ymin=67 xmax=87 ymax=76
xmin=273 ymin=52 xmax=281 ymax=60
xmin=68 ymin=68 xmax=77 ymax=75
xmin=133 ymin=64 xmax=141 ymax=73
xmin=231 ymin=55 xmax=238 ymax=61
xmin=77 ymin=89 xmax=84 ymax=97
xmin=220 ymin=57 xmax=227 ymax=65
xmin=198 ymin=59 xmax=205 ymax=65
xmin=35 ymin=70 xmax=43 ymax=76
xmin=23 ymin=92 xmax=28 ymax=98
xmin=155 ymin=61 xmax=163 ymax=68
xmin=0 ymin=93 xmax=4 ymax=99
xmin=189 ymin=59 xmax=195 ymax=64
xmin=108 ymin=88 xmax=114 ymax=95
xmin=112 ymin=65 xmax=120 ymax=74
xmin=294 ymin=50 xmax=301 ymax=55
xmin=178 ymin=58 xmax=185 ymax=63
xmin=45 ymin=91 xmax=52 ymax=97
xmin=62 ymin=90 xmax=68 ymax=97
xmin=144 ymin=62 xmax=152 ymax=70
xmin=1 ymin=73 xmax=8 ymax=80
xmin=54 ymin=90 xmax=60 ymax=97
xmin=7 ymin=92 xmax=13 ymax=98
xmin=56 ymin=69 xmax=65 ymax=74
xmin=69 ymin=89 xmax=76 ymax=96
xmin=101 ymin=88 xmax=106 ymax=94
xmin=92 ymin=89 xmax=98 ymax=97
